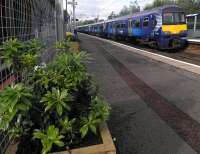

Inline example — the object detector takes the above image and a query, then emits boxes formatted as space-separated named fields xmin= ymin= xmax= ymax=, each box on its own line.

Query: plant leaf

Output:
xmin=80 ymin=125 xmax=89 ymax=138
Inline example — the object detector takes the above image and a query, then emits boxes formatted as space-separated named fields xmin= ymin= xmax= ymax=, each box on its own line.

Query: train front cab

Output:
xmin=158 ymin=7 xmax=187 ymax=49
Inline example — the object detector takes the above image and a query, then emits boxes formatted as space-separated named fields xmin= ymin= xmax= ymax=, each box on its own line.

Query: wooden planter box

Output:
xmin=6 ymin=123 xmax=116 ymax=154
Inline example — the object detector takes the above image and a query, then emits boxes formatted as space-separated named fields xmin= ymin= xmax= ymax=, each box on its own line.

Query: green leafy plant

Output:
xmin=0 ymin=39 xmax=111 ymax=154
xmin=21 ymin=53 xmax=38 ymax=70
xmin=33 ymin=125 xmax=64 ymax=154
xmin=0 ymin=84 xmax=32 ymax=136
xmin=41 ymin=88 xmax=72 ymax=116
xmin=54 ymin=41 xmax=69 ymax=52
xmin=90 ymin=97 xmax=111 ymax=122
xmin=80 ymin=113 xmax=102 ymax=138
xmin=33 ymin=68 xmax=64 ymax=90
xmin=0 ymin=38 xmax=44 ymax=73
xmin=51 ymin=52 xmax=90 ymax=90
xmin=0 ymin=39 xmax=24 ymax=70
xmin=25 ymin=39 xmax=44 ymax=54
xmin=21 ymin=39 xmax=44 ymax=71
xmin=80 ymin=97 xmax=110 ymax=138
xmin=60 ymin=117 xmax=76 ymax=135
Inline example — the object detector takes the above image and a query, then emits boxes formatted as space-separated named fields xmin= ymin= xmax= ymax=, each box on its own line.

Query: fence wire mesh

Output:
xmin=0 ymin=0 xmax=64 ymax=153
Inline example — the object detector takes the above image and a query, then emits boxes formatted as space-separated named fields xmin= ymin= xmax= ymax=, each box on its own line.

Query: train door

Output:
xmin=142 ymin=16 xmax=150 ymax=37
xmin=112 ymin=22 xmax=116 ymax=36
xmin=103 ymin=22 xmax=106 ymax=34
xmin=128 ymin=19 xmax=133 ymax=37
xmin=133 ymin=18 xmax=142 ymax=37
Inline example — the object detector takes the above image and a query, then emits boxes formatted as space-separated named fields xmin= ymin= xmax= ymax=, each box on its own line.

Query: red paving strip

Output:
xmin=0 ymin=75 xmax=16 ymax=91
xmin=101 ymin=49 xmax=200 ymax=153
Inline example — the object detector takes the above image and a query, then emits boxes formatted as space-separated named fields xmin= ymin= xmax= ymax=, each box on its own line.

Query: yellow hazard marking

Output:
xmin=162 ymin=24 xmax=187 ymax=34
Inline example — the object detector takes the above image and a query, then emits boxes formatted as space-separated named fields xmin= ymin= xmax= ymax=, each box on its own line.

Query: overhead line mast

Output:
xmin=68 ymin=0 xmax=78 ymax=32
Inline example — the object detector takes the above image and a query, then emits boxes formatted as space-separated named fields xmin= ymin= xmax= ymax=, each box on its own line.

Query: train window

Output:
xmin=163 ymin=13 xmax=174 ymax=24
xmin=180 ymin=14 xmax=185 ymax=23
xmin=143 ymin=17 xmax=149 ymax=27
xmin=135 ymin=19 xmax=140 ymax=28
xmin=163 ymin=12 xmax=186 ymax=24
xmin=187 ymin=16 xmax=195 ymax=29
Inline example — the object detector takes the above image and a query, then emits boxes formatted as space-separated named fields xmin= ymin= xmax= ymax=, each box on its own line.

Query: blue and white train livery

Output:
xmin=78 ymin=5 xmax=188 ymax=49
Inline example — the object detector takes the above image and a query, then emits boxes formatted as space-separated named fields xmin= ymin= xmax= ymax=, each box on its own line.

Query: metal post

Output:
xmin=194 ymin=15 xmax=197 ymax=33
xmin=66 ymin=0 xmax=68 ymax=15
xmin=73 ymin=0 xmax=76 ymax=31
xmin=65 ymin=0 xmax=68 ymax=32
xmin=68 ymin=0 xmax=77 ymax=32
xmin=55 ymin=0 xmax=64 ymax=41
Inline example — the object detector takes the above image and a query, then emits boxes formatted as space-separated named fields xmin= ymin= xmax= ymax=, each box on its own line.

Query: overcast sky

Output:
xmin=64 ymin=0 xmax=154 ymax=20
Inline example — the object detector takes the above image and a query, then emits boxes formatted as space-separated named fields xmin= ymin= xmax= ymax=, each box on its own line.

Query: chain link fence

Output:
xmin=0 ymin=0 xmax=64 ymax=153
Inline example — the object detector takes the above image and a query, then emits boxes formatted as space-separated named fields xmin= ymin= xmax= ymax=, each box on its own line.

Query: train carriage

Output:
xmin=186 ymin=13 xmax=200 ymax=38
xmin=78 ymin=5 xmax=188 ymax=50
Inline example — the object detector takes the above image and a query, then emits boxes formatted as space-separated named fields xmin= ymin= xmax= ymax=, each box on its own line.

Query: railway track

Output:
xmin=112 ymin=38 xmax=200 ymax=66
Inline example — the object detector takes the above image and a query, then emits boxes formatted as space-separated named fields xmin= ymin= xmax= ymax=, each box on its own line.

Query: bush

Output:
xmin=65 ymin=32 xmax=74 ymax=42
xmin=0 ymin=39 xmax=44 ymax=73
xmin=0 ymin=39 xmax=110 ymax=154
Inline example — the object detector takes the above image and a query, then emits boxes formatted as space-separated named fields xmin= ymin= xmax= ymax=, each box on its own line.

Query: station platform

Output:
xmin=80 ymin=33 xmax=200 ymax=154
xmin=187 ymin=38 xmax=200 ymax=44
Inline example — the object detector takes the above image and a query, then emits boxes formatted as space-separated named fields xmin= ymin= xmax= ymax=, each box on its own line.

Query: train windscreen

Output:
xmin=163 ymin=12 xmax=186 ymax=25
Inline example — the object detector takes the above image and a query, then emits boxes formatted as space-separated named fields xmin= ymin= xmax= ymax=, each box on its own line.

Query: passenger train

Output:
xmin=186 ymin=13 xmax=200 ymax=38
xmin=77 ymin=5 xmax=188 ymax=50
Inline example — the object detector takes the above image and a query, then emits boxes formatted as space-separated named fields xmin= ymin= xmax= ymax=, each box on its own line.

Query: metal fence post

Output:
xmin=55 ymin=0 xmax=64 ymax=41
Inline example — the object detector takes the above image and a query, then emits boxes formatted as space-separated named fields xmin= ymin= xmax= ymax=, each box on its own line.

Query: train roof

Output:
xmin=187 ymin=13 xmax=200 ymax=17
xmin=107 ymin=5 xmax=182 ymax=22
xmin=78 ymin=5 xmax=183 ymax=28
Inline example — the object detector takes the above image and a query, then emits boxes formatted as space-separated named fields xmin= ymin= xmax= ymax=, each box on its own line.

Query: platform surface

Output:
xmin=79 ymin=33 xmax=200 ymax=154
xmin=187 ymin=38 xmax=200 ymax=44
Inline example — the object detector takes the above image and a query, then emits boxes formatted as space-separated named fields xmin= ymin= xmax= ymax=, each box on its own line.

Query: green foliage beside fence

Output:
xmin=0 ymin=39 xmax=110 ymax=154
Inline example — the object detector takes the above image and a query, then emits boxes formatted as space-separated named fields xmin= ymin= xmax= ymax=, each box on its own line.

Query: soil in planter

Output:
xmin=71 ymin=130 xmax=103 ymax=149
xmin=16 ymin=130 xmax=103 ymax=154
xmin=16 ymin=134 xmax=42 ymax=154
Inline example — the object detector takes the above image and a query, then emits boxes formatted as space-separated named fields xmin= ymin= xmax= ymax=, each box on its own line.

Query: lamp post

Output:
xmin=68 ymin=0 xmax=77 ymax=32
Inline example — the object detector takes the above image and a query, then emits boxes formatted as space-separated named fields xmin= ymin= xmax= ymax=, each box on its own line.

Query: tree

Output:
xmin=108 ymin=3 xmax=140 ymax=19
xmin=144 ymin=0 xmax=175 ymax=10
xmin=177 ymin=0 xmax=200 ymax=14
xmin=119 ymin=6 xmax=130 ymax=16
xmin=129 ymin=2 xmax=140 ymax=13
xmin=108 ymin=11 xmax=118 ymax=19
xmin=118 ymin=3 xmax=140 ymax=17
xmin=144 ymin=0 xmax=176 ymax=10
xmin=144 ymin=0 xmax=200 ymax=14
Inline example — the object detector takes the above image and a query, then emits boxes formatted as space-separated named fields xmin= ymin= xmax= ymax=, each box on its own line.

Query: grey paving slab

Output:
xmin=79 ymin=34 xmax=197 ymax=154
xmin=100 ymin=41 xmax=200 ymax=124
